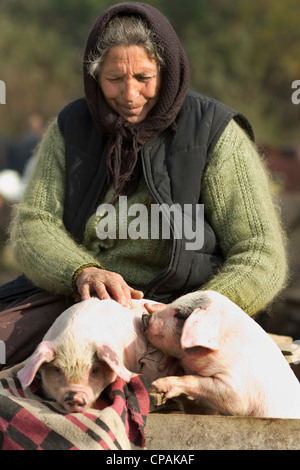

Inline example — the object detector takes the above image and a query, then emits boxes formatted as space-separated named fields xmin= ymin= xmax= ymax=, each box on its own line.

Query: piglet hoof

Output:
xmin=149 ymin=384 xmax=168 ymax=407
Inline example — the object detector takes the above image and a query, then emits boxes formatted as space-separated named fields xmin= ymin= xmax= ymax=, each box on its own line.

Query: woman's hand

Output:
xmin=76 ymin=266 xmax=143 ymax=307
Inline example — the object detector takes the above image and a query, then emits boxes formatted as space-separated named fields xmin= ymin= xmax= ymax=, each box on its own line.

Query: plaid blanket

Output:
xmin=0 ymin=375 xmax=149 ymax=450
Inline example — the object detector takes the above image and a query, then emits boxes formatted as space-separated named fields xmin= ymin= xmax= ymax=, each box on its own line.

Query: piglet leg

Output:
xmin=149 ymin=375 xmax=243 ymax=415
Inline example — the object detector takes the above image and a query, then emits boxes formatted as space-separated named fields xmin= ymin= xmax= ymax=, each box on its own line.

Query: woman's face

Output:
xmin=99 ymin=45 xmax=161 ymax=123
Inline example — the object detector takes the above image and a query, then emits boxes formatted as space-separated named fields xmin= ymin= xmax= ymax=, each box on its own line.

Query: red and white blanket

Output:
xmin=0 ymin=374 xmax=150 ymax=450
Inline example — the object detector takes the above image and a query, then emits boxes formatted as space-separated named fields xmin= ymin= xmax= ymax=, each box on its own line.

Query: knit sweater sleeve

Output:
xmin=200 ymin=119 xmax=287 ymax=316
xmin=9 ymin=119 xmax=102 ymax=295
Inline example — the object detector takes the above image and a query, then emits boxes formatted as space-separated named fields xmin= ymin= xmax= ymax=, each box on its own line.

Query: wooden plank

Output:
xmin=146 ymin=414 xmax=300 ymax=450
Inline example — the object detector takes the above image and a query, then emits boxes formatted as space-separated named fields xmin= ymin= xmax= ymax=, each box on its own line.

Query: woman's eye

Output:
xmin=137 ymin=76 xmax=151 ymax=82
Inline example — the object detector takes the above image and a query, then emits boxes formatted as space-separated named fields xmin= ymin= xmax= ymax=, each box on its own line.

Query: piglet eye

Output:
xmin=174 ymin=311 xmax=188 ymax=320
xmin=47 ymin=364 xmax=62 ymax=375
xmin=91 ymin=365 xmax=100 ymax=376
xmin=174 ymin=308 xmax=193 ymax=320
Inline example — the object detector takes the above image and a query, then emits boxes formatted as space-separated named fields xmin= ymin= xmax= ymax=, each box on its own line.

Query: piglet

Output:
xmin=143 ymin=290 xmax=300 ymax=419
xmin=17 ymin=297 xmax=170 ymax=413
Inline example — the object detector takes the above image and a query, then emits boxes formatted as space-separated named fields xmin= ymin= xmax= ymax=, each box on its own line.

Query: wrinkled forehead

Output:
xmin=100 ymin=45 xmax=159 ymax=75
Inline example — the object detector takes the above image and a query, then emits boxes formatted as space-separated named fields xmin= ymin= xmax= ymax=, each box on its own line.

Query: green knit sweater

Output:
xmin=9 ymin=118 xmax=287 ymax=315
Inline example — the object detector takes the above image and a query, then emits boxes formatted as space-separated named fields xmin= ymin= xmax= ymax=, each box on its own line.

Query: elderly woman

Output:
xmin=0 ymin=2 xmax=286 ymax=366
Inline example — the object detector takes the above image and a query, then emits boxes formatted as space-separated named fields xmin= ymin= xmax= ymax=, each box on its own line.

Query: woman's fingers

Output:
xmin=130 ymin=287 xmax=144 ymax=300
xmin=75 ymin=266 xmax=143 ymax=307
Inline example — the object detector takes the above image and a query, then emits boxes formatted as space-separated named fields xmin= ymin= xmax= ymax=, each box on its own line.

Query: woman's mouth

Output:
xmin=119 ymin=104 xmax=144 ymax=114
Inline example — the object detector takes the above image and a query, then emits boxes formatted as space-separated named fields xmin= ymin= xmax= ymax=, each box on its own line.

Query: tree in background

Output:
xmin=0 ymin=0 xmax=299 ymax=144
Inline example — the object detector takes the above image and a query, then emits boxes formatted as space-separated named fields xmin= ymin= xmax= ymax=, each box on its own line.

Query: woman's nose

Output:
xmin=123 ymin=79 xmax=139 ymax=101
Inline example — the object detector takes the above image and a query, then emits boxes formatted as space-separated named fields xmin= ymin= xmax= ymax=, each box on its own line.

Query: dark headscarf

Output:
xmin=83 ymin=2 xmax=189 ymax=202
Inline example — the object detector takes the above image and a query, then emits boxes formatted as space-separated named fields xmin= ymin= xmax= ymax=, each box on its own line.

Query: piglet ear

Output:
xmin=17 ymin=341 xmax=55 ymax=388
xmin=181 ymin=306 xmax=221 ymax=351
xmin=96 ymin=343 xmax=136 ymax=383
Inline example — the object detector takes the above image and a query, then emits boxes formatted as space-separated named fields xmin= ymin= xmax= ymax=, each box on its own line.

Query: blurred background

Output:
xmin=0 ymin=0 xmax=299 ymax=339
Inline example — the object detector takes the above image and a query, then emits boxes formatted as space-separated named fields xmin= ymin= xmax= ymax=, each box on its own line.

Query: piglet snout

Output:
xmin=63 ymin=391 xmax=87 ymax=413
xmin=142 ymin=313 xmax=151 ymax=330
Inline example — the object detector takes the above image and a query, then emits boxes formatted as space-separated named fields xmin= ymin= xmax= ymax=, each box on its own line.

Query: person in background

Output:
xmin=6 ymin=114 xmax=44 ymax=176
